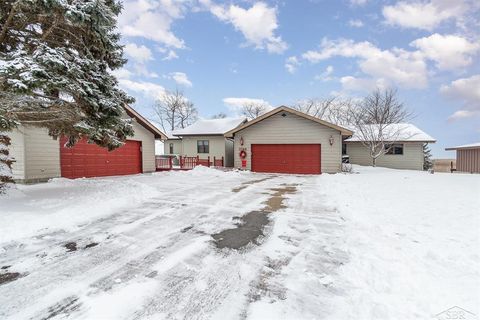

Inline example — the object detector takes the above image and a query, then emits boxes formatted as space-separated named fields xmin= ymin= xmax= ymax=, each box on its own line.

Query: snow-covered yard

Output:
xmin=0 ymin=166 xmax=479 ymax=319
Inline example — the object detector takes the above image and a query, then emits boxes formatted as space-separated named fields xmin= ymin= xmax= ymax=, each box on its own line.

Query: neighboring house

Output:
xmin=9 ymin=105 xmax=167 ymax=183
xmin=344 ymin=123 xmax=436 ymax=170
xmin=445 ymin=143 xmax=480 ymax=173
xmin=163 ymin=136 xmax=183 ymax=155
xmin=224 ymin=106 xmax=353 ymax=174
xmin=165 ymin=117 xmax=247 ymax=167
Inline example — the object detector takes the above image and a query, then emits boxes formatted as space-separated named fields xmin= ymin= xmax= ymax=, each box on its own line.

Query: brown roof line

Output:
xmin=124 ymin=105 xmax=168 ymax=140
xmin=445 ymin=146 xmax=480 ymax=151
xmin=224 ymin=106 xmax=354 ymax=137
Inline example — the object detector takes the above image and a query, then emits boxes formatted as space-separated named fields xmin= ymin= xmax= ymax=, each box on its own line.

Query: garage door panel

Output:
xmin=60 ymin=138 xmax=142 ymax=179
xmin=251 ymin=144 xmax=321 ymax=174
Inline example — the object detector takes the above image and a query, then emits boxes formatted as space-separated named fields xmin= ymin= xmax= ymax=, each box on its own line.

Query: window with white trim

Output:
xmin=385 ymin=143 xmax=404 ymax=155
xmin=197 ymin=140 xmax=209 ymax=153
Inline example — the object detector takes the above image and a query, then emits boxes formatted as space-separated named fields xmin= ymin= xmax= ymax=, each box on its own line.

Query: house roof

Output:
xmin=445 ymin=142 xmax=480 ymax=150
xmin=124 ymin=105 xmax=168 ymax=140
xmin=145 ymin=120 xmax=181 ymax=140
xmin=172 ymin=117 xmax=247 ymax=136
xmin=224 ymin=106 xmax=354 ymax=137
xmin=344 ymin=123 xmax=436 ymax=143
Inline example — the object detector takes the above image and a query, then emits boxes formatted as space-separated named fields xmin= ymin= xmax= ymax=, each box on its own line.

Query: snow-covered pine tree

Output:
xmin=423 ymin=143 xmax=433 ymax=171
xmin=0 ymin=133 xmax=14 ymax=194
xmin=0 ymin=0 xmax=134 ymax=190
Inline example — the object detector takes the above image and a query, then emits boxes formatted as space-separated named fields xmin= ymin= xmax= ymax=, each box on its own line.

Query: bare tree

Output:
xmin=292 ymin=97 xmax=336 ymax=118
xmin=153 ymin=89 xmax=197 ymax=132
xmin=351 ymin=88 xmax=413 ymax=167
xmin=241 ymin=102 xmax=268 ymax=119
xmin=324 ymin=98 xmax=357 ymax=126
xmin=292 ymin=97 xmax=356 ymax=126
xmin=177 ymin=100 xmax=198 ymax=129
xmin=211 ymin=112 xmax=227 ymax=119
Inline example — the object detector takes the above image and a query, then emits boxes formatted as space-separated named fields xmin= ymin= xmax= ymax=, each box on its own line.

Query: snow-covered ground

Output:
xmin=0 ymin=166 xmax=478 ymax=319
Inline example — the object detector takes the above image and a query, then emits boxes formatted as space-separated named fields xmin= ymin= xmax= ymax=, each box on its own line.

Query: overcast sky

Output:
xmin=114 ymin=0 xmax=480 ymax=157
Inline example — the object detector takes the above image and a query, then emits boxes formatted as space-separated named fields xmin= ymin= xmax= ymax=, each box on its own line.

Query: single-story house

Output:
xmin=9 ymin=105 xmax=167 ymax=183
xmin=164 ymin=117 xmax=247 ymax=167
xmin=445 ymin=142 xmax=480 ymax=173
xmin=224 ymin=106 xmax=353 ymax=174
xmin=163 ymin=136 xmax=182 ymax=155
xmin=344 ymin=123 xmax=436 ymax=171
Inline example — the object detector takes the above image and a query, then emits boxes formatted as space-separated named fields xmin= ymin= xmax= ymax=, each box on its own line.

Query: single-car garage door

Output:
xmin=60 ymin=137 xmax=142 ymax=179
xmin=251 ymin=144 xmax=321 ymax=174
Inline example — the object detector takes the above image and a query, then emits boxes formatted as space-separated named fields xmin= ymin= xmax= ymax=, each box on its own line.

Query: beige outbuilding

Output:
xmin=9 ymin=105 xmax=166 ymax=183
xmin=224 ymin=106 xmax=353 ymax=174
xmin=446 ymin=143 xmax=480 ymax=173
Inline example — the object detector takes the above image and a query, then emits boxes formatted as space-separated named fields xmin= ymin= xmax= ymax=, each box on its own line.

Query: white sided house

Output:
xmin=225 ymin=106 xmax=353 ymax=174
xmin=9 ymin=106 xmax=167 ymax=183
xmin=164 ymin=117 xmax=247 ymax=167
xmin=344 ymin=123 xmax=436 ymax=170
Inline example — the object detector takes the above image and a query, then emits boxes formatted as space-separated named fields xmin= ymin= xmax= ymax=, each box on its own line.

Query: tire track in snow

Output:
xmin=1 ymin=172 xmax=283 ymax=319
xmin=244 ymin=176 xmax=349 ymax=319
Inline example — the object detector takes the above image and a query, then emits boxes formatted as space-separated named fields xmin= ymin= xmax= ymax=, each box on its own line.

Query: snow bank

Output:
xmin=320 ymin=166 xmax=480 ymax=319
xmin=1 ymin=166 xmax=478 ymax=319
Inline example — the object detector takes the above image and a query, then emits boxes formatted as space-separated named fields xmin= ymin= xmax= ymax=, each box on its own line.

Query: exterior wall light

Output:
xmin=329 ymin=135 xmax=334 ymax=146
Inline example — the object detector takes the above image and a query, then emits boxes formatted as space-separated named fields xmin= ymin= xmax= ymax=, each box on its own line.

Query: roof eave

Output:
xmin=173 ymin=133 xmax=225 ymax=137
xmin=224 ymin=106 xmax=353 ymax=137
xmin=446 ymin=146 xmax=479 ymax=151
xmin=345 ymin=139 xmax=436 ymax=143
xmin=124 ymin=105 xmax=168 ymax=140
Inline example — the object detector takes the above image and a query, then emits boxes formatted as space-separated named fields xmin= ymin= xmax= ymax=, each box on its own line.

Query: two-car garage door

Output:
xmin=251 ymin=144 xmax=321 ymax=174
xmin=60 ymin=137 xmax=142 ymax=179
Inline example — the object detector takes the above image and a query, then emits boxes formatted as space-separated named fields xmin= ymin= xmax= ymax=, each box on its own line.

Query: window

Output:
xmin=342 ymin=143 xmax=347 ymax=155
xmin=385 ymin=144 xmax=404 ymax=155
xmin=197 ymin=140 xmax=209 ymax=153
xmin=169 ymin=143 xmax=174 ymax=154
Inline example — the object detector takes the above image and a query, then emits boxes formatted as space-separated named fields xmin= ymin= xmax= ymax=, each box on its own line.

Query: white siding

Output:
xmin=24 ymin=126 xmax=61 ymax=181
xmin=346 ymin=141 xmax=424 ymax=170
xmin=233 ymin=112 xmax=342 ymax=173
xmin=180 ymin=136 xmax=227 ymax=163
xmin=130 ymin=120 xmax=156 ymax=173
xmin=8 ymin=128 xmax=26 ymax=181
xmin=164 ymin=139 xmax=183 ymax=155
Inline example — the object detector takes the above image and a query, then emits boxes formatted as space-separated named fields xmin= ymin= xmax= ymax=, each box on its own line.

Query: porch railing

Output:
xmin=156 ymin=155 xmax=224 ymax=171
xmin=155 ymin=157 xmax=173 ymax=171
xmin=213 ymin=156 xmax=224 ymax=167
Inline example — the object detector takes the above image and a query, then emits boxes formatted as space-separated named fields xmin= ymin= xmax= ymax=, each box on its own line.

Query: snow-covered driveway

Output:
xmin=0 ymin=167 xmax=479 ymax=319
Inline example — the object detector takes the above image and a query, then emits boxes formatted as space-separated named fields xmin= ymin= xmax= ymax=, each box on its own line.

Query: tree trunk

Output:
xmin=0 ymin=1 xmax=18 ymax=44
xmin=0 ymin=133 xmax=14 ymax=194
xmin=372 ymin=157 xmax=376 ymax=167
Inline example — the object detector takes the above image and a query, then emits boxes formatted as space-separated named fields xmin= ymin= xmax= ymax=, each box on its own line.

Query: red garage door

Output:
xmin=251 ymin=144 xmax=321 ymax=174
xmin=60 ymin=137 xmax=142 ymax=179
